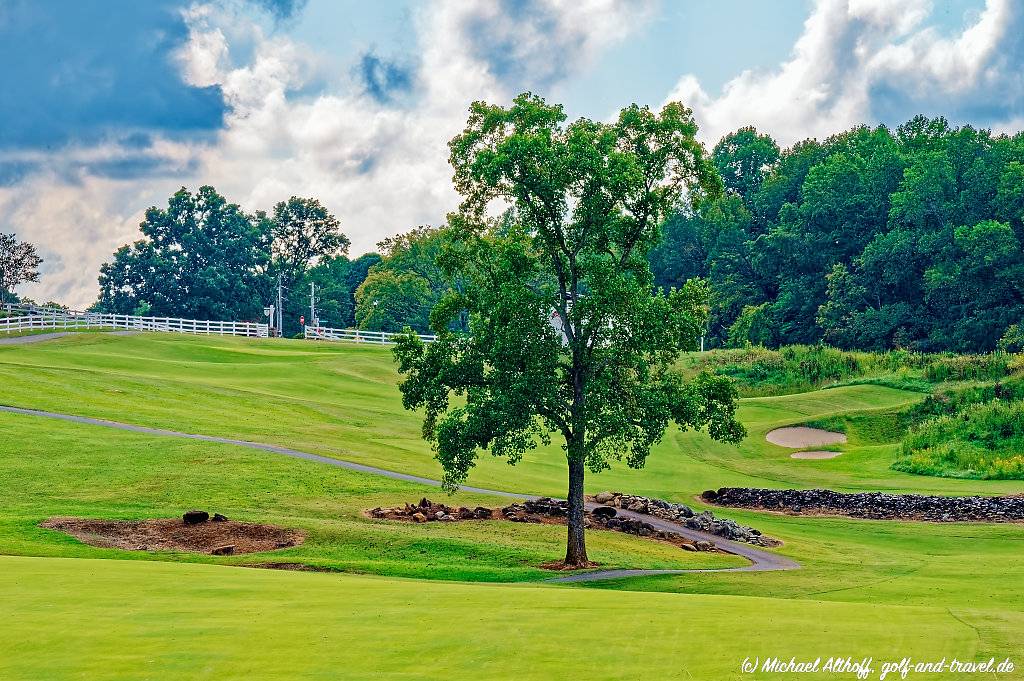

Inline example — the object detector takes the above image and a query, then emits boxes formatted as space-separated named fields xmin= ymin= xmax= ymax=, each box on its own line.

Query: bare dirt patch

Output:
xmin=40 ymin=517 xmax=304 ymax=555
xmin=766 ymin=426 xmax=847 ymax=448
xmin=791 ymin=450 xmax=843 ymax=459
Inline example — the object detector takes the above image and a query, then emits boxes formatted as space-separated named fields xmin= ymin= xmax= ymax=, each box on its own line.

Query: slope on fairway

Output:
xmin=1 ymin=333 xmax=1020 ymax=498
xmin=0 ymin=555 xmax=1007 ymax=681
xmin=0 ymin=410 xmax=740 ymax=580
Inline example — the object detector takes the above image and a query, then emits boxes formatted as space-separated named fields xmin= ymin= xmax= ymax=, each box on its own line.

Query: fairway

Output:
xmin=1 ymin=334 xmax=1021 ymax=679
xmin=0 ymin=556 xmax=1002 ymax=681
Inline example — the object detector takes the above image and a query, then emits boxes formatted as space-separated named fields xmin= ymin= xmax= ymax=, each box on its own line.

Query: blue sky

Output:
xmin=1 ymin=0 xmax=1019 ymax=307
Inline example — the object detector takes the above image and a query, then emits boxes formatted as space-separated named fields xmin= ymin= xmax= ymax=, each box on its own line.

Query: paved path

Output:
xmin=0 ymin=330 xmax=138 ymax=346
xmin=0 ymin=404 xmax=799 ymax=581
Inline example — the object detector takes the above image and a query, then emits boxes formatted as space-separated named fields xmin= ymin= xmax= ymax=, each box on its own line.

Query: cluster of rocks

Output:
xmin=369 ymin=498 xmax=496 ymax=523
xmin=499 ymin=498 xmax=721 ymax=552
xmin=369 ymin=497 xmax=723 ymax=552
xmin=591 ymin=491 xmax=780 ymax=547
xmin=703 ymin=487 xmax=1024 ymax=522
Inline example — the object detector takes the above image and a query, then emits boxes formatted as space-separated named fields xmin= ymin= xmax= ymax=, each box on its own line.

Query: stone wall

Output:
xmin=703 ymin=487 xmax=1024 ymax=522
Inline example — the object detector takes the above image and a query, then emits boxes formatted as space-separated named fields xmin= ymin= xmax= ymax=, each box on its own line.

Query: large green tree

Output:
xmin=393 ymin=95 xmax=744 ymax=566
xmin=96 ymin=186 xmax=269 ymax=320
xmin=0 ymin=233 xmax=43 ymax=305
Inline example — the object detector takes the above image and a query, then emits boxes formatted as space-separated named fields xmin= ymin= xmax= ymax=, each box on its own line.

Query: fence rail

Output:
xmin=0 ymin=305 xmax=268 ymax=338
xmin=305 ymin=325 xmax=436 ymax=344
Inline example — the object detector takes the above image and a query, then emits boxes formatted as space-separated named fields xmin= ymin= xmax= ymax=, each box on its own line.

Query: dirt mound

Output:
xmin=40 ymin=517 xmax=304 ymax=555
xmin=791 ymin=450 xmax=843 ymax=459
xmin=766 ymin=426 xmax=847 ymax=448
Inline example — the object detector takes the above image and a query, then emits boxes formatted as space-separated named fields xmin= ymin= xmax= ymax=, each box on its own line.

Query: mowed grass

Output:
xmin=0 ymin=411 xmax=737 ymax=580
xmin=1 ymin=332 xmax=1020 ymax=497
xmin=0 ymin=555 xmax=1005 ymax=681
xmin=0 ymin=333 xmax=1022 ymax=675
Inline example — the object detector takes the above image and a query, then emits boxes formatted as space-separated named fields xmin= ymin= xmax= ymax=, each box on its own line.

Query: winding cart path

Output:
xmin=0 ymin=404 xmax=800 ymax=581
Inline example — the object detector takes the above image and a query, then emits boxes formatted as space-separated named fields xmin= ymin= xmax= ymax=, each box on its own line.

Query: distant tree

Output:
xmin=298 ymin=253 xmax=381 ymax=329
xmin=393 ymin=94 xmax=744 ymax=567
xmin=96 ymin=186 xmax=269 ymax=320
xmin=355 ymin=269 xmax=432 ymax=332
xmin=0 ymin=233 xmax=43 ymax=305
xmin=360 ymin=226 xmax=469 ymax=333
xmin=269 ymin=196 xmax=350 ymax=285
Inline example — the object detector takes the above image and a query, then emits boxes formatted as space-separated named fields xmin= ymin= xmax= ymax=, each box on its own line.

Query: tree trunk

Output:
xmin=564 ymin=451 xmax=588 ymax=566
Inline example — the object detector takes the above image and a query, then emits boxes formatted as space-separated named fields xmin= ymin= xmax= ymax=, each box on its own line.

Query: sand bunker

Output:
xmin=766 ymin=426 xmax=847 ymax=448
xmin=41 ymin=517 xmax=304 ymax=555
xmin=790 ymin=451 xmax=843 ymax=460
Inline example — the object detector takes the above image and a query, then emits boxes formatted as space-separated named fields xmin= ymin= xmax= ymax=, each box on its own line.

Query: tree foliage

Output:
xmin=95 ymin=187 xmax=364 ymax=329
xmin=650 ymin=118 xmax=1024 ymax=352
xmin=393 ymin=94 xmax=745 ymax=566
xmin=0 ymin=232 xmax=43 ymax=304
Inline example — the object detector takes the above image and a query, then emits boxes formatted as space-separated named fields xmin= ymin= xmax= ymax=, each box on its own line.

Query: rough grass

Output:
xmin=684 ymin=345 xmax=1016 ymax=397
xmin=894 ymin=400 xmax=1024 ymax=479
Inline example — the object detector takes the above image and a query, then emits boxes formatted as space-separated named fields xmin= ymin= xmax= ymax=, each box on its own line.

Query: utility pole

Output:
xmin=309 ymin=281 xmax=317 ymax=329
xmin=276 ymin=274 xmax=284 ymax=338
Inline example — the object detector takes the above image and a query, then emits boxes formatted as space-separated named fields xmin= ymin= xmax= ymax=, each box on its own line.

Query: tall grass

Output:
xmin=688 ymin=345 xmax=1017 ymax=397
xmin=894 ymin=401 xmax=1024 ymax=480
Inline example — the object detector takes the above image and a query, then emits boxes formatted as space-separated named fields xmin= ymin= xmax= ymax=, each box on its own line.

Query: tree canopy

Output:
xmin=0 ymin=232 xmax=43 ymax=305
xmin=649 ymin=117 xmax=1024 ymax=352
xmin=393 ymin=94 xmax=745 ymax=566
xmin=95 ymin=187 xmax=364 ymax=329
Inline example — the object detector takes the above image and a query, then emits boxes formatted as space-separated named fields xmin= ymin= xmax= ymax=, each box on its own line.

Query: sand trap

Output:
xmin=766 ymin=426 xmax=847 ymax=448
xmin=790 ymin=450 xmax=843 ymax=460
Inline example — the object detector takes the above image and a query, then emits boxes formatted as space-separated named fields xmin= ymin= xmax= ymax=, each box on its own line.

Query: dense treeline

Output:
xmin=650 ymin=116 xmax=1024 ymax=352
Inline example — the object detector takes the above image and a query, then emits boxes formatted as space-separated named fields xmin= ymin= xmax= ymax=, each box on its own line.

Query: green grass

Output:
xmin=0 ymin=333 xmax=1022 ymax=677
xmin=894 ymin=400 xmax=1024 ymax=479
xmin=0 ymin=555 xmax=1010 ymax=681
xmin=0 ymin=411 xmax=736 ymax=580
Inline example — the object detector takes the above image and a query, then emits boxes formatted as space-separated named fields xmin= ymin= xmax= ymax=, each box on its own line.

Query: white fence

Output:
xmin=305 ymin=325 xmax=436 ymax=344
xmin=1 ymin=305 xmax=268 ymax=338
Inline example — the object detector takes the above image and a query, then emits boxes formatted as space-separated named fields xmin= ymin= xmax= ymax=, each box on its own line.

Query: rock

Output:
xmin=591 ymin=506 xmax=617 ymax=520
xmin=594 ymin=491 xmax=615 ymax=504
xmin=411 ymin=512 xmax=428 ymax=523
xmin=275 ymin=540 xmax=294 ymax=548
xmin=474 ymin=507 xmax=493 ymax=519
xmin=435 ymin=511 xmax=446 ymax=520
xmin=212 ymin=513 xmax=228 ymax=522
xmin=681 ymin=543 xmax=696 ymax=551
xmin=694 ymin=540 xmax=715 ymax=552
xmin=182 ymin=510 xmax=209 ymax=525
xmin=627 ymin=501 xmax=646 ymax=512
xmin=439 ymin=514 xmax=455 ymax=522
xmin=211 ymin=545 xmax=235 ymax=555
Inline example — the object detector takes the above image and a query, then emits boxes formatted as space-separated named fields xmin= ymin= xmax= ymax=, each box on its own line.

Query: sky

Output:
xmin=2 ymin=0 xmax=1021 ymax=308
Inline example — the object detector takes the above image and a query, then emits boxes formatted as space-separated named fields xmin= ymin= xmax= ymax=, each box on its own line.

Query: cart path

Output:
xmin=0 ymin=404 xmax=800 ymax=581
xmin=0 ymin=331 xmax=138 ymax=346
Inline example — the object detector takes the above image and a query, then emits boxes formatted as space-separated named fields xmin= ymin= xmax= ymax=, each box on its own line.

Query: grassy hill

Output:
xmin=0 ymin=333 xmax=1021 ymax=679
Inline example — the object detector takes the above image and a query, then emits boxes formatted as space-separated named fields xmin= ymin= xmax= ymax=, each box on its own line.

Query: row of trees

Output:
xmin=649 ymin=117 xmax=1024 ymax=352
xmin=96 ymin=188 xmax=377 ymax=335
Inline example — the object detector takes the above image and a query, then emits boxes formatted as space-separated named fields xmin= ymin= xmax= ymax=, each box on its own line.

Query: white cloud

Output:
xmin=10 ymin=0 xmax=649 ymax=309
xmin=667 ymin=0 xmax=1024 ymax=146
